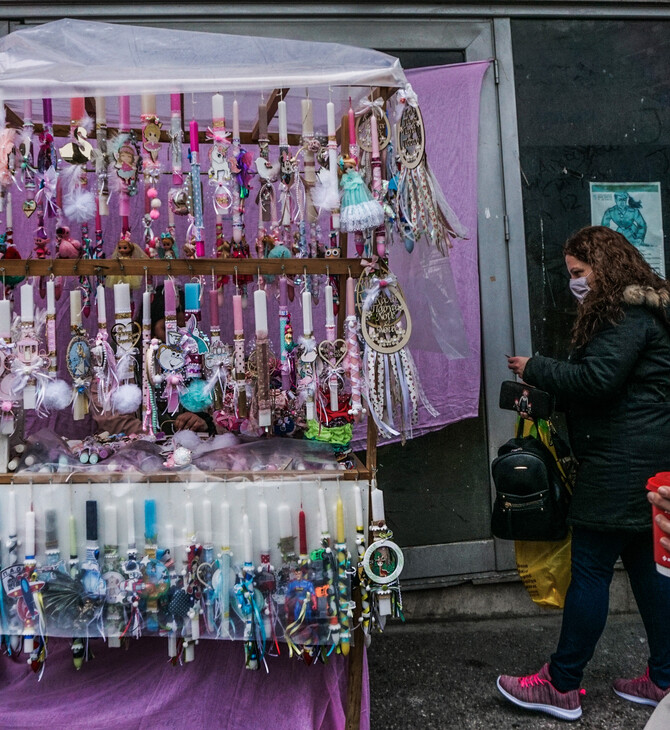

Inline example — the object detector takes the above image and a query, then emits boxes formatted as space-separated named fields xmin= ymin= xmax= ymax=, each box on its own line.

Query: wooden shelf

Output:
xmin=0 ymin=257 xmax=366 ymax=278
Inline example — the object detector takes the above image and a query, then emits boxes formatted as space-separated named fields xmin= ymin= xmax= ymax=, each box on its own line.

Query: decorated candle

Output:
xmin=325 ymin=284 xmax=335 ymax=326
xmin=232 ymin=98 xmax=240 ymax=141
xmin=242 ymin=513 xmax=252 ymax=564
xmin=318 ymin=487 xmax=328 ymax=535
xmin=209 ymin=289 xmax=219 ymax=329
xmin=184 ymin=282 xmax=200 ymax=314
xmin=220 ymin=502 xmax=230 ymax=548
xmin=69 ymin=288 xmax=82 ymax=329
xmin=142 ymin=290 xmax=151 ymax=327
xmin=185 ymin=502 xmax=195 ymax=539
xmin=189 ymin=119 xmax=199 ymax=154
xmin=25 ymin=508 xmax=35 ymax=559
xmin=104 ymin=505 xmax=117 ymax=546
xmin=254 ymin=288 xmax=268 ymax=335
xmin=126 ymin=498 xmax=135 ymax=547
xmin=21 ymin=283 xmax=34 ymax=324
xmin=346 ymin=275 xmax=356 ymax=317
xmin=301 ymin=98 xmax=314 ymax=137
xmin=353 ymin=485 xmax=364 ymax=529
xmin=233 ymin=293 xmax=243 ymax=333
xmin=212 ymin=93 xmax=224 ymax=122
xmin=140 ymin=94 xmax=156 ymax=116
xmin=371 ymin=486 xmax=386 ymax=523
xmin=0 ymin=299 xmax=10 ymax=339
xmin=113 ymin=282 xmax=131 ymax=315
xmin=302 ymin=290 xmax=313 ymax=335
xmin=202 ymin=499 xmax=212 ymax=544
xmin=336 ymin=496 xmax=345 ymax=544
xmin=299 ymin=508 xmax=307 ymax=556
xmin=278 ymin=504 xmax=292 ymax=539
xmin=278 ymin=99 xmax=288 ymax=145
xmin=258 ymin=500 xmax=269 ymax=554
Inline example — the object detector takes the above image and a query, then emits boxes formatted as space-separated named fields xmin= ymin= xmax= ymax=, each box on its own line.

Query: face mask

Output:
xmin=569 ymin=275 xmax=591 ymax=302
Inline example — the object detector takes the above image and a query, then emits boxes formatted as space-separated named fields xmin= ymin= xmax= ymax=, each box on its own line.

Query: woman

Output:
xmin=498 ymin=226 xmax=670 ymax=721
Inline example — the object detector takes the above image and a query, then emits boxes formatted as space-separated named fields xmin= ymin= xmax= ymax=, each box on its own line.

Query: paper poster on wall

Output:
xmin=590 ymin=182 xmax=665 ymax=276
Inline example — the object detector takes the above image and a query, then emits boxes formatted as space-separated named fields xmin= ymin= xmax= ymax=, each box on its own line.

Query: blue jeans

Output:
xmin=549 ymin=527 xmax=670 ymax=692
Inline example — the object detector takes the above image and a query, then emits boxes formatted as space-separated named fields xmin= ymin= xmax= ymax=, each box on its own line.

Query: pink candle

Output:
xmin=118 ymin=96 xmax=130 ymax=131
xmin=164 ymin=279 xmax=176 ymax=317
xmin=346 ymin=276 xmax=356 ymax=317
xmin=299 ymin=509 xmax=307 ymax=556
xmin=348 ymin=105 xmax=356 ymax=146
xmin=370 ymin=112 xmax=380 ymax=158
xmin=70 ymin=97 xmax=85 ymax=124
xmin=209 ymin=288 xmax=219 ymax=328
xmin=233 ymin=294 xmax=243 ymax=333
xmin=189 ymin=119 xmax=199 ymax=154
xmin=23 ymin=99 xmax=32 ymax=121
xmin=279 ymin=276 xmax=288 ymax=307
xmin=170 ymin=94 xmax=181 ymax=114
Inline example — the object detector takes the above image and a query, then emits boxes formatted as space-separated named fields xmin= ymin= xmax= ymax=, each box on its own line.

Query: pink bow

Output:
xmin=360 ymin=254 xmax=379 ymax=275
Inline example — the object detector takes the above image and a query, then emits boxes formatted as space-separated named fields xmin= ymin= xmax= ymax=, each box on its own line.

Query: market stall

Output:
xmin=0 ymin=18 xmax=465 ymax=729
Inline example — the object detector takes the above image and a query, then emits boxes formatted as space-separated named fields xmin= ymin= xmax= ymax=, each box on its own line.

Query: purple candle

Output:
xmin=189 ymin=119 xmax=199 ymax=154
xmin=42 ymin=98 xmax=53 ymax=126
xmin=209 ymin=288 xmax=219 ymax=329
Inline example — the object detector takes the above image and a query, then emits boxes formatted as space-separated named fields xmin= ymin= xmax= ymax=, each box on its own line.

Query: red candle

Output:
xmin=189 ymin=119 xmax=199 ymax=154
xmin=209 ymin=288 xmax=219 ymax=328
xmin=299 ymin=509 xmax=307 ymax=556
xmin=170 ymin=94 xmax=181 ymax=114
xmin=70 ymin=97 xmax=85 ymax=124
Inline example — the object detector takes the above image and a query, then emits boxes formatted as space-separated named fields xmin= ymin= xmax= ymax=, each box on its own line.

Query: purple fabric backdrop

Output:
xmin=0 ymin=638 xmax=369 ymax=730
xmin=383 ymin=61 xmax=489 ymax=444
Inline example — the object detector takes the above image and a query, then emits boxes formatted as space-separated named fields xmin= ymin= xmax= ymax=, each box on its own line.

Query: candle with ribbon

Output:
xmin=103 ymin=502 xmax=123 ymax=647
xmin=90 ymin=284 xmax=119 ymax=415
xmin=67 ymin=288 xmax=92 ymax=420
xmin=301 ymin=97 xmax=318 ymax=252
xmin=326 ymin=100 xmax=341 ymax=258
xmin=321 ymin=282 xmax=340 ymax=412
xmin=94 ymin=96 xmax=109 ymax=216
xmin=113 ymin=95 xmax=139 ymax=233
xmin=254 ymin=100 xmax=274 ymax=254
xmin=81 ymin=500 xmax=105 ymax=612
xmin=353 ymin=484 xmax=371 ymax=638
xmin=318 ymin=486 xmax=340 ymax=649
xmin=234 ymin=512 xmax=261 ymax=670
xmin=188 ymin=116 xmax=205 ymax=257
xmin=299 ymin=289 xmax=317 ymax=421
xmin=344 ymin=274 xmax=364 ymax=421
xmin=36 ymin=98 xmax=58 ymax=218
xmin=252 ymin=286 xmax=271 ymax=427
xmin=19 ymin=98 xmax=36 ymax=219
xmin=335 ymin=492 xmax=351 ymax=656
xmin=141 ymin=285 xmax=155 ymax=434
xmin=277 ymin=98 xmax=294 ymax=243
xmin=69 ymin=512 xmax=78 ymax=579
xmin=140 ymin=94 xmax=162 ymax=254
xmin=232 ymin=291 xmax=247 ymax=417
xmin=208 ymin=92 xmax=232 ymax=225
xmin=278 ymin=276 xmax=292 ymax=390
xmin=13 ymin=282 xmax=45 ymax=411
xmin=167 ymin=93 xmax=185 ymax=232
xmin=215 ymin=500 xmax=232 ymax=638
xmin=369 ymin=105 xmax=386 ymax=258
xmin=109 ymin=282 xmax=142 ymax=416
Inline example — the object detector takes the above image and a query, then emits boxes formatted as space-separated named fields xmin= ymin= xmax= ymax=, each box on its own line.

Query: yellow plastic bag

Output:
xmin=515 ymin=534 xmax=571 ymax=609
xmin=514 ymin=417 xmax=573 ymax=608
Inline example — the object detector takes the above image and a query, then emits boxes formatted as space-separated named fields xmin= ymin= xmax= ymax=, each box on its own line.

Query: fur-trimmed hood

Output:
xmin=623 ymin=284 xmax=670 ymax=310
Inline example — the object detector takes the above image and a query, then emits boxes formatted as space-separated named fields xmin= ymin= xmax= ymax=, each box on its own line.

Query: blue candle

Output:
xmin=144 ymin=499 xmax=157 ymax=542
xmin=184 ymin=282 xmax=201 ymax=314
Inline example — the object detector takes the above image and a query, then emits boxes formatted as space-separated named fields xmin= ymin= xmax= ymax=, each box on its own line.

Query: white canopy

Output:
xmin=0 ymin=19 xmax=407 ymax=130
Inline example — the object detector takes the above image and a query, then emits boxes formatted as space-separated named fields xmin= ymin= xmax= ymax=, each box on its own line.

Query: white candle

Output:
xmin=96 ymin=284 xmax=106 ymax=325
xmin=302 ymin=290 xmax=313 ymax=335
xmin=232 ymin=98 xmax=240 ymax=141
xmin=25 ymin=509 xmax=35 ymax=557
xmin=326 ymin=101 xmax=336 ymax=137
xmin=0 ymin=299 xmax=11 ymax=338
xmin=140 ymin=94 xmax=156 ymax=116
xmin=254 ymin=288 xmax=268 ymax=335
xmin=220 ymin=502 xmax=230 ymax=548
xmin=6 ymin=192 xmax=12 ymax=230
xmin=126 ymin=498 xmax=135 ymax=546
xmin=242 ymin=513 xmax=252 ymax=564
xmin=258 ymin=500 xmax=269 ymax=553
xmin=202 ymin=499 xmax=212 ymax=544
xmin=278 ymin=100 xmax=288 ymax=145
xmin=278 ymin=504 xmax=292 ymax=539
xmin=211 ymin=93 xmax=224 ymax=121
xmin=142 ymin=290 xmax=151 ymax=326
xmin=371 ymin=487 xmax=385 ymax=522
xmin=354 ymin=485 xmax=364 ymax=528
xmin=21 ymin=283 xmax=34 ymax=324
xmin=185 ymin=502 xmax=195 ymax=538
xmin=318 ymin=487 xmax=329 ymax=535
xmin=105 ymin=505 xmax=117 ymax=546
xmin=325 ymin=284 xmax=335 ymax=326
xmin=47 ymin=279 xmax=56 ymax=316
xmin=8 ymin=490 xmax=16 ymax=536
xmin=69 ymin=288 xmax=81 ymax=329
xmin=113 ymin=282 xmax=131 ymax=315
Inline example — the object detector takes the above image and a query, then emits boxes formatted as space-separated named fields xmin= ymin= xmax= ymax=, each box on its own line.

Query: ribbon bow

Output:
xmin=397 ymin=84 xmax=419 ymax=108
xmin=362 ymin=273 xmax=399 ymax=313
xmin=357 ymin=97 xmax=385 ymax=117
xmin=206 ymin=126 xmax=231 ymax=145
xmin=360 ymin=254 xmax=379 ymax=275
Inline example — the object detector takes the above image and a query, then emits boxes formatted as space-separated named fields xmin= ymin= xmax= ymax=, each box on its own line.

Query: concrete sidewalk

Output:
xmin=367 ymin=613 xmax=657 ymax=729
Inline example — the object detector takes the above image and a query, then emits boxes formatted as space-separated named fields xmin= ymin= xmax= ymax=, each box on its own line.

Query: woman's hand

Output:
xmin=649 ymin=486 xmax=670 ymax=551
xmin=507 ymin=355 xmax=530 ymax=378
xmin=174 ymin=412 xmax=207 ymax=432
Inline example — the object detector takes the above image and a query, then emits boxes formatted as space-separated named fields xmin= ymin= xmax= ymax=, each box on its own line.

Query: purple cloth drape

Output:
xmin=0 ymin=638 xmax=369 ymax=730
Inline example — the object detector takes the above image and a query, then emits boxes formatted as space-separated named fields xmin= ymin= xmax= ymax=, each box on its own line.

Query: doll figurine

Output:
xmin=56 ymin=225 xmax=82 ymax=258
xmin=158 ymin=232 xmax=177 ymax=260
xmin=339 ymin=156 xmax=385 ymax=233
xmin=105 ymin=233 xmax=148 ymax=290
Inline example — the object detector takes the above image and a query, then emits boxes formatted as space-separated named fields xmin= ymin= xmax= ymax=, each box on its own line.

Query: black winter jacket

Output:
xmin=523 ymin=285 xmax=670 ymax=532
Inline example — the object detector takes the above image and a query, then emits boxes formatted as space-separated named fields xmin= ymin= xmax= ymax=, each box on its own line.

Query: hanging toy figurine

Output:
xmin=105 ymin=233 xmax=148 ymax=293
xmin=339 ymin=156 xmax=385 ymax=233
xmin=157 ymin=232 xmax=177 ymax=260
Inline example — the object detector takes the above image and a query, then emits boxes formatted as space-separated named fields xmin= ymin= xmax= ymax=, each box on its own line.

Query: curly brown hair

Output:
xmin=563 ymin=225 xmax=670 ymax=347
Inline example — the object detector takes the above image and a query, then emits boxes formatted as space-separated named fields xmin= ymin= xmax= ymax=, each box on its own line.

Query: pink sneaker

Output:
xmin=497 ymin=663 xmax=584 ymax=721
xmin=613 ymin=668 xmax=670 ymax=707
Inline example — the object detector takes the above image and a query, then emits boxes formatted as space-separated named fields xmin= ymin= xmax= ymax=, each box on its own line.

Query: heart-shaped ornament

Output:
xmin=318 ymin=338 xmax=347 ymax=366
xmin=22 ymin=200 xmax=37 ymax=218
